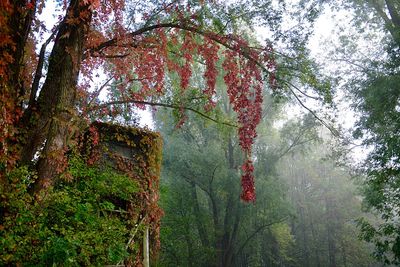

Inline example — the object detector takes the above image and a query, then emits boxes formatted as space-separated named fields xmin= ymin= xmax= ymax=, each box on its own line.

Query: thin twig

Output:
xmin=288 ymin=87 xmax=339 ymax=137
xmin=279 ymin=78 xmax=321 ymax=100
xmin=116 ymin=216 xmax=147 ymax=266
xmin=87 ymin=77 xmax=113 ymax=106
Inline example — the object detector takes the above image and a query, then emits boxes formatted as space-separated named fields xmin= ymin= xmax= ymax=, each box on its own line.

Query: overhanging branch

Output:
xmin=87 ymin=22 xmax=269 ymax=72
xmin=87 ymin=99 xmax=238 ymax=128
xmin=279 ymin=78 xmax=321 ymax=100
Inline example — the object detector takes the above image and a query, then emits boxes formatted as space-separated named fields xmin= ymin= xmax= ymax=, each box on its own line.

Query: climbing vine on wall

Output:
xmin=0 ymin=122 xmax=163 ymax=266
xmin=86 ymin=122 xmax=163 ymax=263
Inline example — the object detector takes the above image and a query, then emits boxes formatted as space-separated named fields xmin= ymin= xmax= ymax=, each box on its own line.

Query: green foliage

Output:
xmin=357 ymin=217 xmax=400 ymax=265
xmin=350 ymin=41 xmax=400 ymax=265
xmin=312 ymin=1 xmax=400 ymax=263
xmin=270 ymin=223 xmax=295 ymax=262
xmin=0 ymin=157 xmax=139 ymax=266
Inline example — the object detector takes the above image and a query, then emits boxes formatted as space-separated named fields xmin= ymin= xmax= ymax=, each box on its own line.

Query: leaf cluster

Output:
xmin=0 ymin=157 xmax=139 ymax=266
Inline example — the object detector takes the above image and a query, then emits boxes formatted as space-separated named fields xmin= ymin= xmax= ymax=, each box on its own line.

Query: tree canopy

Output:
xmin=0 ymin=0 xmax=286 ymax=201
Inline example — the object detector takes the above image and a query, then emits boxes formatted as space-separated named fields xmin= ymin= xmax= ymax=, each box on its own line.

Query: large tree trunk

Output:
xmin=6 ymin=1 xmax=34 ymax=100
xmin=21 ymin=0 xmax=91 ymax=191
xmin=0 ymin=1 xmax=35 ymax=180
xmin=0 ymin=0 xmax=34 ymax=102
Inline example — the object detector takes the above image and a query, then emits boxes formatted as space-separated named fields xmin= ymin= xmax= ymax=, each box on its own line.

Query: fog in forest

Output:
xmin=1 ymin=0 xmax=399 ymax=266
xmin=155 ymin=1 xmax=400 ymax=266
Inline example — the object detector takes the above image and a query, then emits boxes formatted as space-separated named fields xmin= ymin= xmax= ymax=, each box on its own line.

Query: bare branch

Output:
xmin=235 ymin=216 xmax=289 ymax=258
xmin=87 ymin=77 xmax=113 ymax=106
xmin=87 ymin=75 xmax=162 ymax=106
xmin=88 ymin=99 xmax=238 ymax=128
xmin=210 ymin=164 xmax=218 ymax=187
xmin=288 ymin=87 xmax=339 ymax=137
xmin=331 ymin=57 xmax=378 ymax=74
xmin=182 ymin=173 xmax=211 ymax=197
xmin=279 ymin=78 xmax=321 ymax=100
xmin=277 ymin=138 xmax=316 ymax=159
xmin=93 ymin=52 xmax=131 ymax=58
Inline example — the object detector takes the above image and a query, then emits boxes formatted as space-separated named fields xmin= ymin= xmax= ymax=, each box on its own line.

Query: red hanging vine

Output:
xmin=83 ymin=21 xmax=277 ymax=202
xmin=199 ymin=37 xmax=220 ymax=110
xmin=222 ymin=38 xmax=265 ymax=202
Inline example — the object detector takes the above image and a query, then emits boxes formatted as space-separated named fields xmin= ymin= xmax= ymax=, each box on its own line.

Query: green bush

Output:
xmin=0 ymin=157 xmax=139 ymax=266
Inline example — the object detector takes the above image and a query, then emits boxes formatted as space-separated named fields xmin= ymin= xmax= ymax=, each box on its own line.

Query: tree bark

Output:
xmin=190 ymin=181 xmax=210 ymax=248
xmin=217 ymin=136 xmax=240 ymax=267
xmin=341 ymin=239 xmax=347 ymax=267
xmin=21 ymin=0 xmax=91 ymax=191
xmin=385 ymin=0 xmax=400 ymax=28
xmin=220 ymin=194 xmax=237 ymax=267
xmin=309 ymin=217 xmax=321 ymax=267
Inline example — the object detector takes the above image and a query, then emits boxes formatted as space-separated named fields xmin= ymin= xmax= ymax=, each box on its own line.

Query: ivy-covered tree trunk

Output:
xmin=5 ymin=1 xmax=34 ymax=99
xmin=0 ymin=1 xmax=35 ymax=180
xmin=21 ymin=0 xmax=91 ymax=191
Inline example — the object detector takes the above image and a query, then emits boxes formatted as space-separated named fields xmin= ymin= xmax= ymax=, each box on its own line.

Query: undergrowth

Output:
xmin=0 ymin=156 xmax=139 ymax=266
